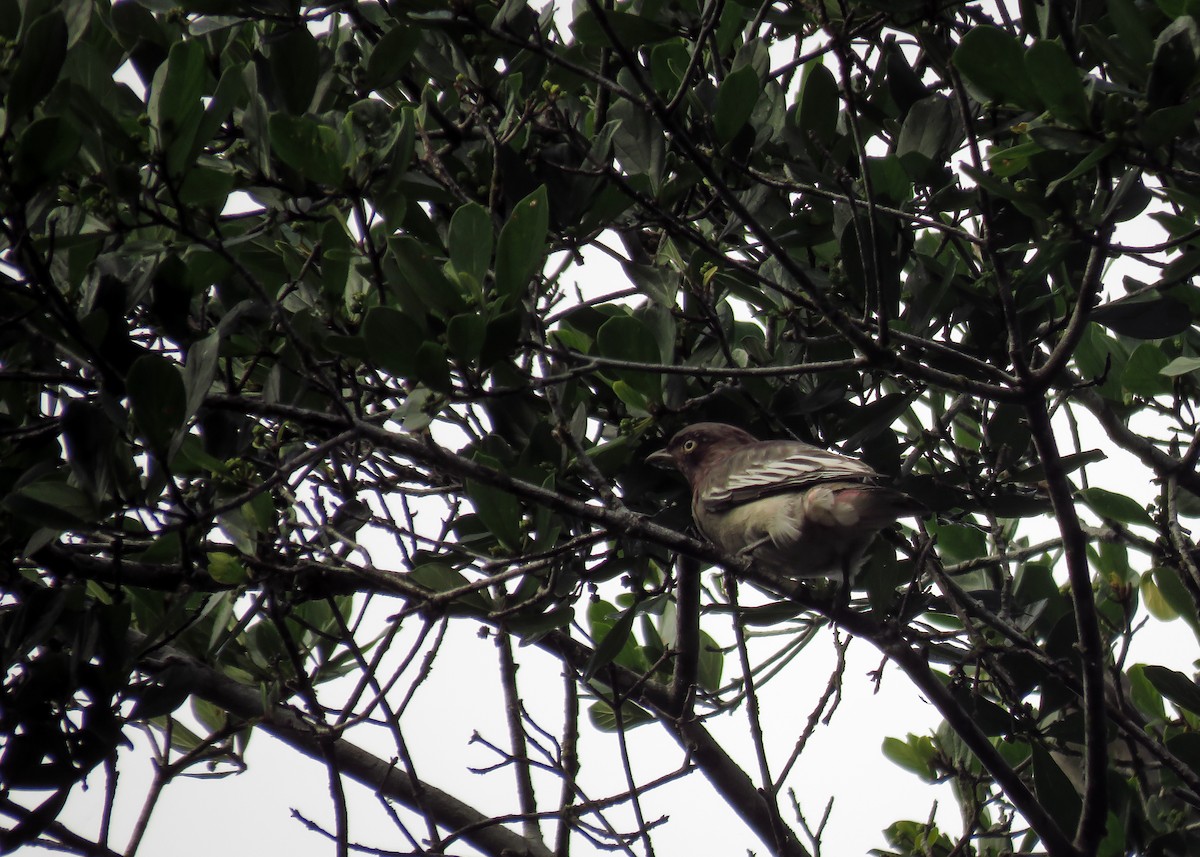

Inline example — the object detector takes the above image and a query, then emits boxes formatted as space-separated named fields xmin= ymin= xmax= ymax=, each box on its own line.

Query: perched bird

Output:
xmin=647 ymin=422 xmax=918 ymax=580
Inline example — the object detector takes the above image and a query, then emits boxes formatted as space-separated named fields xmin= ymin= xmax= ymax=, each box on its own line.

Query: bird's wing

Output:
xmin=700 ymin=440 xmax=880 ymax=513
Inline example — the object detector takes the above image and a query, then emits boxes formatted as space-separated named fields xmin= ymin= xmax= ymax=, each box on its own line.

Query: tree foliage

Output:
xmin=5 ymin=0 xmax=1200 ymax=855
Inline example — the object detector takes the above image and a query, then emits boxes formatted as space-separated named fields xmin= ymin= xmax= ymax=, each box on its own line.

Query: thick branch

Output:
xmin=1023 ymin=401 xmax=1107 ymax=856
xmin=134 ymin=633 xmax=556 ymax=857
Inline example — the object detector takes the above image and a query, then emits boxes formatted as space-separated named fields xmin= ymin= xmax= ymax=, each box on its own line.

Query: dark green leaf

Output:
xmin=1074 ymin=323 xmax=1128 ymax=400
xmin=362 ymin=305 xmax=424 ymax=378
xmin=571 ymin=8 xmax=675 ymax=47
xmin=494 ymin=186 xmax=548 ymax=306
xmin=953 ymin=26 xmax=1042 ymax=111
xmin=414 ymin=341 xmax=452 ymax=392
xmin=11 ymin=116 xmax=80 ymax=194
xmin=798 ymin=62 xmax=839 ymax=159
xmin=127 ymin=354 xmax=187 ymax=452
xmin=596 ymin=313 xmax=663 ymax=404
xmin=128 ymin=671 xmax=192 ymax=721
xmin=1031 ymin=745 xmax=1081 ymax=831
xmin=585 ymin=604 xmax=638 ymax=680
xmin=269 ymin=25 xmax=319 ymax=114
xmin=466 ymin=456 xmax=522 ymax=550
xmin=390 ymin=235 xmax=467 ymax=317
xmin=697 ymin=630 xmax=723 ymax=692
xmin=1078 ymin=487 xmax=1154 ymax=527
xmin=1143 ymin=665 xmax=1200 ymax=716
xmin=5 ymin=9 xmax=67 ymax=121
xmin=3 ymin=479 xmax=96 ymax=528
xmin=407 ymin=562 xmax=492 ymax=613
xmin=447 ymin=202 xmax=493 ymax=296
xmin=934 ymin=523 xmax=987 ymax=564
xmin=714 ymin=65 xmax=760 ymax=143
xmin=268 ymin=113 xmax=343 ymax=186
xmin=1122 ymin=342 xmax=1171 ymax=397
xmin=447 ymin=313 xmax=487 ymax=362
xmin=1024 ymin=40 xmax=1089 ymax=126
xmin=148 ymin=39 xmax=206 ymax=174
xmin=363 ymin=24 xmax=421 ymax=90
xmin=183 ymin=331 xmax=220 ymax=421
xmin=1148 ymin=16 xmax=1200 ymax=107
xmin=1091 ymin=292 xmax=1194 ymax=339
xmin=896 ymin=94 xmax=954 ymax=164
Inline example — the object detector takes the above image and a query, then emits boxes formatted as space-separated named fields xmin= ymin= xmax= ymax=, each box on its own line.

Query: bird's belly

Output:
xmin=701 ymin=493 xmax=875 ymax=579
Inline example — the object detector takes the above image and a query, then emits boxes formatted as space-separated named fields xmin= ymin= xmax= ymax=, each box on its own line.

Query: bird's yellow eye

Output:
xmin=682 ymin=439 xmax=697 ymax=453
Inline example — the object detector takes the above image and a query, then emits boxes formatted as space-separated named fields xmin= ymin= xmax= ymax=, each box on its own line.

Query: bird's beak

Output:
xmin=646 ymin=449 xmax=674 ymax=469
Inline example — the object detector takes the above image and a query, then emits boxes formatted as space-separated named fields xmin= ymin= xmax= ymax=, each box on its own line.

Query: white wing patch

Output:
xmin=702 ymin=448 xmax=877 ymax=510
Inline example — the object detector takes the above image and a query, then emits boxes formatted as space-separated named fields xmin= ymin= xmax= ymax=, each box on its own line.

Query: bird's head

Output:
xmin=646 ymin=422 xmax=758 ymax=486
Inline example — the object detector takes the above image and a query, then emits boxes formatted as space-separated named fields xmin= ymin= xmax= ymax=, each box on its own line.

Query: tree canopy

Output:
xmin=5 ymin=0 xmax=1200 ymax=855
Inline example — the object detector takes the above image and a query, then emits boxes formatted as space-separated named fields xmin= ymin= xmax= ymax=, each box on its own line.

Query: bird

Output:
xmin=647 ymin=422 xmax=918 ymax=580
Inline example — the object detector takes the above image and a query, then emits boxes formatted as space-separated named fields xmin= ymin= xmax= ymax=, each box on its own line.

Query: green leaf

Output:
xmin=363 ymin=306 xmax=424 ymax=378
xmin=1148 ymin=16 xmax=1200 ymax=107
xmin=363 ymin=24 xmax=421 ymax=90
xmin=882 ymin=734 xmax=936 ymax=781
xmin=148 ymin=39 xmax=206 ymax=174
xmin=207 ymin=553 xmax=247 ymax=585
xmin=447 ymin=313 xmax=487 ymax=363
xmin=1045 ymin=139 xmax=1117 ymax=195
xmin=504 ymin=603 xmax=575 ymax=638
xmin=128 ymin=673 xmax=192 ymax=721
xmin=596 ymin=313 xmax=663 ymax=404
xmin=798 ymin=62 xmax=839 ymax=159
xmin=897 ymin=94 xmax=954 ymax=165
xmin=1149 ymin=566 xmax=1200 ymax=634
xmin=714 ymin=65 xmax=760 ymax=143
xmin=1031 ymin=746 xmax=1081 ymax=831
xmin=585 ymin=604 xmax=638 ymax=680
xmin=587 ymin=698 xmax=654 ymax=731
xmin=1092 ymin=292 xmax=1194 ymax=339
xmin=3 ymin=479 xmax=96 ymax=528
xmin=934 ymin=523 xmax=987 ymax=565
xmin=11 ymin=116 xmax=80 ymax=194
xmin=1074 ymin=323 xmax=1128 ymax=400
xmin=414 ymin=341 xmax=452 ymax=392
xmin=1140 ymin=572 xmax=1177 ymax=621
xmin=1122 ymin=342 xmax=1171 ymax=397
xmin=953 ymin=26 xmax=1042 ymax=111
xmin=571 ymin=8 xmax=675 ymax=47
xmin=1126 ymin=663 xmax=1168 ymax=721
xmin=390 ymin=235 xmax=467 ymax=318
xmin=1161 ymin=355 xmax=1200 ymax=377
xmin=494 ymin=186 xmax=548 ymax=305
xmin=407 ymin=562 xmax=492 ymax=613
xmin=447 ymin=203 xmax=493 ymax=294
xmin=697 ymin=630 xmax=723 ymax=692
xmin=177 ymin=165 xmax=235 ymax=208
xmin=269 ymin=25 xmax=319 ymax=114
xmin=466 ymin=456 xmax=522 ymax=550
xmin=183 ymin=332 xmax=220 ymax=422
xmin=5 ymin=9 xmax=67 ymax=123
xmin=268 ymin=113 xmax=343 ymax=186
xmin=1078 ymin=487 xmax=1154 ymax=527
xmin=1143 ymin=665 xmax=1200 ymax=716
xmin=1024 ymin=40 xmax=1089 ymax=126
xmin=127 ymin=354 xmax=187 ymax=452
